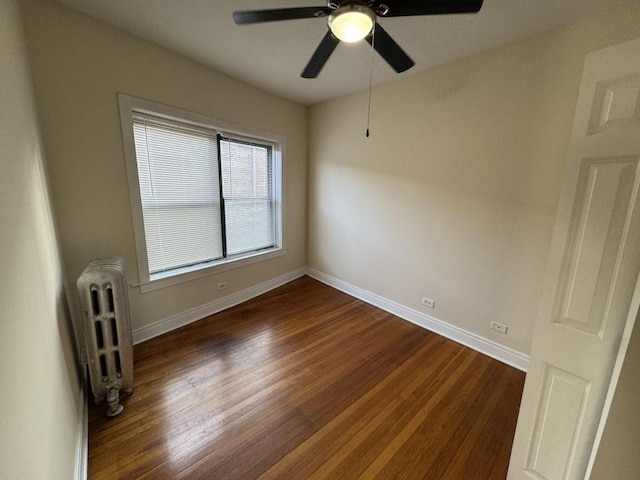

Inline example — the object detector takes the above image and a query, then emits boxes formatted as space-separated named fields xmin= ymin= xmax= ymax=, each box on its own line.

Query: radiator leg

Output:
xmin=105 ymin=386 xmax=124 ymax=417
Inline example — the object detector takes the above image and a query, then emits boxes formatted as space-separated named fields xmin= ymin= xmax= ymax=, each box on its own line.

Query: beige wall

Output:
xmin=0 ymin=0 xmax=82 ymax=478
xmin=11 ymin=0 xmax=640 ymax=475
xmin=308 ymin=4 xmax=640 ymax=355
xmin=20 ymin=0 xmax=308 ymax=333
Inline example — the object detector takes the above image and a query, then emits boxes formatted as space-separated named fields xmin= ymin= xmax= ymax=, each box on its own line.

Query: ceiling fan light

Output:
xmin=329 ymin=6 xmax=375 ymax=43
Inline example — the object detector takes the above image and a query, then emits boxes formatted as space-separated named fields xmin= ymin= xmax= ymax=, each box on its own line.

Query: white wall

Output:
xmin=0 ymin=0 xmax=82 ymax=478
xmin=20 ymin=0 xmax=308 ymax=335
xmin=308 ymin=4 xmax=640 ymax=356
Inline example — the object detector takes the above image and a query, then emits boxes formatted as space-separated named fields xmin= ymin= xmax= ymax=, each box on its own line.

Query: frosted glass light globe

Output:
xmin=329 ymin=7 xmax=375 ymax=43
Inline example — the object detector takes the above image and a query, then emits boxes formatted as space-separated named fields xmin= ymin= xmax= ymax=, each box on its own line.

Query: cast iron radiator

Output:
xmin=77 ymin=257 xmax=133 ymax=416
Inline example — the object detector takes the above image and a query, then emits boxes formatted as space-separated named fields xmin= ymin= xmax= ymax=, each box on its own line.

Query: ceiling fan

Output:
xmin=233 ymin=1 xmax=484 ymax=78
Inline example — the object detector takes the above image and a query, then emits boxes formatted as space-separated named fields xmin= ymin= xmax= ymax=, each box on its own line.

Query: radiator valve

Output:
xmin=105 ymin=386 xmax=124 ymax=417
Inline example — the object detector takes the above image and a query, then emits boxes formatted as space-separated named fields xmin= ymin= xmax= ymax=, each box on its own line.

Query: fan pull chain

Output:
xmin=366 ymin=25 xmax=375 ymax=138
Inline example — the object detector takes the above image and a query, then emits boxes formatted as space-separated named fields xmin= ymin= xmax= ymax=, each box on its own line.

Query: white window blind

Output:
xmin=133 ymin=114 xmax=223 ymax=274
xmin=220 ymin=137 xmax=275 ymax=257
xmin=132 ymin=113 xmax=276 ymax=277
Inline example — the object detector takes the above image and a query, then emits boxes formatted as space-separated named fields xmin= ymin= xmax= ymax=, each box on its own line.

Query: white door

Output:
xmin=508 ymin=38 xmax=640 ymax=480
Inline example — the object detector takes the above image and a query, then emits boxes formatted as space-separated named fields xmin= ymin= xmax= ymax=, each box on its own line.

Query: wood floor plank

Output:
xmin=257 ymin=335 xmax=456 ymax=480
xmin=88 ymin=276 xmax=525 ymax=479
xmin=376 ymin=357 xmax=509 ymax=479
xmin=348 ymin=351 xmax=483 ymax=480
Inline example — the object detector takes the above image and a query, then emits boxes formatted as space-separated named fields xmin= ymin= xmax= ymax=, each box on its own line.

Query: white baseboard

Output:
xmin=307 ymin=268 xmax=529 ymax=372
xmin=75 ymin=370 xmax=88 ymax=480
xmin=132 ymin=268 xmax=307 ymax=345
xmin=131 ymin=265 xmax=528 ymax=371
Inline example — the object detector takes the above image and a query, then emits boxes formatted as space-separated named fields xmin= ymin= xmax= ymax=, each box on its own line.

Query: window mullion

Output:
xmin=121 ymin=93 xmax=283 ymax=288
xmin=216 ymin=133 xmax=228 ymax=258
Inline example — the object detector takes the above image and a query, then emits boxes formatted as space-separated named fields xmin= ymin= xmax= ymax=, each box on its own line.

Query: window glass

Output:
xmin=121 ymin=101 xmax=283 ymax=289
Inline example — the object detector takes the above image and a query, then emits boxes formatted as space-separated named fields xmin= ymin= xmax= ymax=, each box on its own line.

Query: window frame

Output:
xmin=118 ymin=94 xmax=286 ymax=293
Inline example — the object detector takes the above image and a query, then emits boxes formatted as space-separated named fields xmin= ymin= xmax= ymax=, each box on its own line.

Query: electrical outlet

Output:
xmin=217 ymin=281 xmax=227 ymax=290
xmin=421 ymin=297 xmax=435 ymax=308
xmin=491 ymin=321 xmax=508 ymax=334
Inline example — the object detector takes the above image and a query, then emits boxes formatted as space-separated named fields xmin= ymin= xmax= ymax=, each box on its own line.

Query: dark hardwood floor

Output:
xmin=88 ymin=276 xmax=525 ymax=479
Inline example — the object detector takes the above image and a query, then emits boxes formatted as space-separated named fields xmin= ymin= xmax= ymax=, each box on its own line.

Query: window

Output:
xmin=119 ymin=95 xmax=284 ymax=292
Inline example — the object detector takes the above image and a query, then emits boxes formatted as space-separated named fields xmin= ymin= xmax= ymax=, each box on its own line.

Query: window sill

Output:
xmin=135 ymin=248 xmax=286 ymax=293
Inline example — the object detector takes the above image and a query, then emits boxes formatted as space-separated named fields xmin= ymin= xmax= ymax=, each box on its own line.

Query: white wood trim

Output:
xmin=117 ymin=93 xmax=287 ymax=293
xmin=135 ymin=248 xmax=287 ymax=294
xmin=307 ymin=268 xmax=529 ymax=372
xmin=132 ymin=266 xmax=528 ymax=369
xmin=74 ymin=372 xmax=88 ymax=480
xmin=132 ymin=268 xmax=307 ymax=344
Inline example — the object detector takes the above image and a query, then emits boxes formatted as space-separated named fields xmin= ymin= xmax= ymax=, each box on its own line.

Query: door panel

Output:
xmin=554 ymin=157 xmax=640 ymax=336
xmin=526 ymin=365 xmax=589 ymax=480
xmin=508 ymin=38 xmax=640 ymax=480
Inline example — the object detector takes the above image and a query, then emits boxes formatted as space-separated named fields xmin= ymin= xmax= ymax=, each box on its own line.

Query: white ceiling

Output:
xmin=54 ymin=0 xmax=634 ymax=105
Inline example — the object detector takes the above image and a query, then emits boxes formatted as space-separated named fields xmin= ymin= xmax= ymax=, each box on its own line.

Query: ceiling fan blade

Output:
xmin=301 ymin=31 xmax=340 ymax=78
xmin=366 ymin=24 xmax=414 ymax=74
xmin=380 ymin=0 xmax=483 ymax=17
xmin=233 ymin=7 xmax=332 ymax=25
